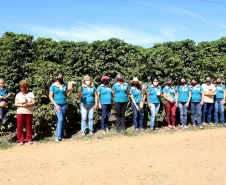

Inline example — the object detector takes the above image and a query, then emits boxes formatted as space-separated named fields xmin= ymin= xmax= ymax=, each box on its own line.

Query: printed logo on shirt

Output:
xmin=220 ymin=87 xmax=223 ymax=90
xmin=64 ymin=87 xmax=66 ymax=91
xmin=197 ymin=88 xmax=200 ymax=90
xmin=124 ymin=86 xmax=127 ymax=89
xmin=91 ymin=89 xmax=94 ymax=92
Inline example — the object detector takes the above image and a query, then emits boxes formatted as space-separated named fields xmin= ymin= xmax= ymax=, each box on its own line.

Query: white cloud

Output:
xmin=160 ymin=26 xmax=187 ymax=37
xmin=218 ymin=23 xmax=226 ymax=29
xmin=20 ymin=23 xmax=164 ymax=45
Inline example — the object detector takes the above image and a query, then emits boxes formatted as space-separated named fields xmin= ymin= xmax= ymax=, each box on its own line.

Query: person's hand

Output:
xmin=185 ymin=103 xmax=189 ymax=108
xmin=94 ymin=104 xmax=97 ymax=110
xmin=0 ymin=96 xmax=3 ymax=99
xmin=148 ymin=104 xmax=151 ymax=109
xmin=200 ymin=101 xmax=204 ymax=106
xmin=169 ymin=100 xmax=174 ymax=104
xmin=99 ymin=103 xmax=102 ymax=109
xmin=143 ymin=97 xmax=145 ymax=101
xmin=70 ymin=88 xmax=73 ymax=92
xmin=136 ymin=105 xmax=139 ymax=111
xmin=55 ymin=105 xmax=61 ymax=113
xmin=176 ymin=103 xmax=178 ymax=108
xmin=222 ymin=100 xmax=225 ymax=105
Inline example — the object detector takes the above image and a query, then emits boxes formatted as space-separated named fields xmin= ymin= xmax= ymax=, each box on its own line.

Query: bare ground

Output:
xmin=0 ymin=127 xmax=226 ymax=185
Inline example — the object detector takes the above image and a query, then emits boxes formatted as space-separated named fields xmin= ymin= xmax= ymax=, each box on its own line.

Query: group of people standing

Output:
xmin=49 ymin=72 xmax=225 ymax=142
xmin=1 ymin=72 xmax=225 ymax=145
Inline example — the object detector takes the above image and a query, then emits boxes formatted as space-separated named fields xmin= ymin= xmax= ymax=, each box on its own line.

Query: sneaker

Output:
xmin=102 ymin=130 xmax=106 ymax=135
xmin=198 ymin=126 xmax=204 ymax=129
xmin=184 ymin=126 xmax=188 ymax=129
xmin=193 ymin=125 xmax=196 ymax=127
xmin=61 ymin=138 xmax=66 ymax=141
xmin=202 ymin=122 xmax=207 ymax=126
xmin=19 ymin=142 xmax=24 ymax=146
xmin=106 ymin=128 xmax=110 ymax=133
xmin=90 ymin=132 xmax=95 ymax=136
xmin=28 ymin=141 xmax=33 ymax=145
xmin=172 ymin=126 xmax=178 ymax=131
xmin=150 ymin=127 xmax=154 ymax=130
xmin=55 ymin=138 xmax=60 ymax=142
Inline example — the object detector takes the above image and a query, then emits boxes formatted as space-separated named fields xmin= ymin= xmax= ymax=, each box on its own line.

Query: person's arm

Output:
xmin=26 ymin=98 xmax=35 ymax=107
xmin=49 ymin=91 xmax=61 ymax=113
xmin=15 ymin=99 xmax=27 ymax=107
xmin=146 ymin=91 xmax=151 ymax=109
xmin=78 ymin=86 xmax=83 ymax=99
xmin=126 ymin=90 xmax=130 ymax=97
xmin=176 ymin=91 xmax=179 ymax=107
xmin=4 ymin=92 xmax=11 ymax=100
xmin=186 ymin=91 xmax=191 ymax=108
xmin=97 ymin=91 xmax=101 ymax=109
xmin=200 ymin=91 xmax=204 ymax=105
xmin=94 ymin=92 xmax=98 ymax=110
xmin=66 ymin=88 xmax=73 ymax=98
xmin=131 ymin=94 xmax=139 ymax=110
xmin=163 ymin=92 xmax=173 ymax=103
xmin=222 ymin=90 xmax=226 ymax=105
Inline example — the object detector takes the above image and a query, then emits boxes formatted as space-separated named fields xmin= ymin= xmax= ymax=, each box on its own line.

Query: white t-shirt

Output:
xmin=201 ymin=83 xmax=216 ymax=103
xmin=15 ymin=92 xmax=35 ymax=114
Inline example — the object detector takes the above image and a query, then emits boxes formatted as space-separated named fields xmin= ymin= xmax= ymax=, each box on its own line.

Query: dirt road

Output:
xmin=0 ymin=128 xmax=226 ymax=185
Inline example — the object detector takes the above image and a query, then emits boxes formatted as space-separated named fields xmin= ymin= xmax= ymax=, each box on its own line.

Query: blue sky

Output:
xmin=1 ymin=0 xmax=226 ymax=48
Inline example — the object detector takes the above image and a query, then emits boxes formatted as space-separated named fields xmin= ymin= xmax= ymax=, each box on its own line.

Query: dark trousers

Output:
xmin=101 ymin=104 xmax=111 ymax=130
xmin=114 ymin=102 xmax=127 ymax=131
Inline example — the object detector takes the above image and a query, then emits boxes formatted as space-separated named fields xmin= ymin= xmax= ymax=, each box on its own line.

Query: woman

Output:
xmin=214 ymin=77 xmax=225 ymax=126
xmin=78 ymin=75 xmax=97 ymax=137
xmin=15 ymin=80 xmax=35 ymax=146
xmin=163 ymin=78 xmax=177 ymax=130
xmin=97 ymin=76 xmax=113 ymax=134
xmin=176 ymin=77 xmax=191 ymax=129
xmin=112 ymin=74 xmax=130 ymax=132
xmin=130 ymin=77 xmax=144 ymax=131
xmin=190 ymin=78 xmax=204 ymax=128
xmin=201 ymin=75 xmax=216 ymax=125
xmin=147 ymin=78 xmax=162 ymax=130
xmin=49 ymin=72 xmax=73 ymax=142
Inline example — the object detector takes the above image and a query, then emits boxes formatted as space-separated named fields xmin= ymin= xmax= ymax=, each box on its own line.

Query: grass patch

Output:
xmin=0 ymin=139 xmax=13 ymax=150
xmin=38 ymin=137 xmax=55 ymax=143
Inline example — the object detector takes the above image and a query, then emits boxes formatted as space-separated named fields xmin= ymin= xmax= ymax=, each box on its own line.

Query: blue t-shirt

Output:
xmin=176 ymin=85 xmax=190 ymax=102
xmin=112 ymin=83 xmax=129 ymax=102
xmin=215 ymin=85 xmax=225 ymax=99
xmin=130 ymin=87 xmax=141 ymax=103
xmin=0 ymin=87 xmax=10 ymax=97
xmin=147 ymin=85 xmax=162 ymax=103
xmin=81 ymin=85 xmax=96 ymax=104
xmin=163 ymin=86 xmax=176 ymax=102
xmin=97 ymin=85 xmax=112 ymax=104
xmin=191 ymin=86 xmax=203 ymax=102
xmin=49 ymin=83 xmax=68 ymax=104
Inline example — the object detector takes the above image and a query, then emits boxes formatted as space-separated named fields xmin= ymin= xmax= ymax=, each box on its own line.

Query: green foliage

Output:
xmin=0 ymin=32 xmax=225 ymax=136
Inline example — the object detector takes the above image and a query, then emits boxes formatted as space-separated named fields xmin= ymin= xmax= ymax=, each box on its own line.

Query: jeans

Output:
xmin=202 ymin=103 xmax=213 ymax=123
xmin=178 ymin=102 xmax=188 ymax=126
xmin=101 ymin=104 xmax=111 ymax=130
xmin=190 ymin=102 xmax=202 ymax=126
xmin=54 ymin=104 xmax=67 ymax=139
xmin=81 ymin=103 xmax=95 ymax=133
xmin=0 ymin=99 xmax=6 ymax=118
xmin=214 ymin=98 xmax=225 ymax=125
xmin=114 ymin=102 xmax=127 ymax=131
xmin=164 ymin=102 xmax=176 ymax=126
xmin=131 ymin=102 xmax=144 ymax=129
xmin=150 ymin=103 xmax=160 ymax=129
